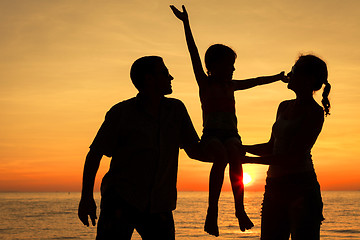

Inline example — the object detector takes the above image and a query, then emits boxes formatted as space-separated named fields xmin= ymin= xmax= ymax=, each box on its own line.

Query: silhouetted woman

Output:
xmin=243 ymin=54 xmax=331 ymax=240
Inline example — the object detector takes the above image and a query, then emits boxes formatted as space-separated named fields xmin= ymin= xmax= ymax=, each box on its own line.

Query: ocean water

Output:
xmin=0 ymin=191 xmax=359 ymax=239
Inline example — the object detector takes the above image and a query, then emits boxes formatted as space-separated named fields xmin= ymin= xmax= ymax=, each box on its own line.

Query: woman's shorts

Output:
xmin=261 ymin=172 xmax=324 ymax=239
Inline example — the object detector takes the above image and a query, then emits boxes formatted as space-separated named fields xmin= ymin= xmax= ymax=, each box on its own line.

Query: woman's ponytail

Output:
xmin=322 ymin=81 xmax=331 ymax=116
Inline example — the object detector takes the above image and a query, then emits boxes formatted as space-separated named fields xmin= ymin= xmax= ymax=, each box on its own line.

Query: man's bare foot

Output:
xmin=204 ymin=207 xmax=219 ymax=237
xmin=236 ymin=210 xmax=254 ymax=232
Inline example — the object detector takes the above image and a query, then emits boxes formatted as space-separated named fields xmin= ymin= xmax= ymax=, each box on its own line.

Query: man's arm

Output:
xmin=78 ymin=149 xmax=103 ymax=227
xmin=232 ymin=72 xmax=286 ymax=91
xmin=183 ymin=142 xmax=213 ymax=163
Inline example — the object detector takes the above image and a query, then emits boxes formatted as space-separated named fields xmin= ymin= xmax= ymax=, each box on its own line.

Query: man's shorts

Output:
xmin=96 ymin=194 xmax=175 ymax=240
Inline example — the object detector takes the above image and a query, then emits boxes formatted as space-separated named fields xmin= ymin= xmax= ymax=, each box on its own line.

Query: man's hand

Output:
xmin=78 ymin=196 xmax=97 ymax=227
xmin=170 ymin=5 xmax=189 ymax=23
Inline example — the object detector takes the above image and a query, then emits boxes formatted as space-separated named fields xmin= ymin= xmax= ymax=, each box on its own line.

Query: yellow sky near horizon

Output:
xmin=0 ymin=0 xmax=360 ymax=192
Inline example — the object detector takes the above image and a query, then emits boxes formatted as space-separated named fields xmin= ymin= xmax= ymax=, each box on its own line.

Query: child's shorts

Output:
xmin=201 ymin=128 xmax=241 ymax=144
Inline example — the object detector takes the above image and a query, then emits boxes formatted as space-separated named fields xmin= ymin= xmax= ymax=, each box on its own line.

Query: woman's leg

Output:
xmin=289 ymin=183 xmax=324 ymax=240
xmin=204 ymin=138 xmax=228 ymax=237
xmin=261 ymin=181 xmax=291 ymax=240
xmin=225 ymin=138 xmax=254 ymax=231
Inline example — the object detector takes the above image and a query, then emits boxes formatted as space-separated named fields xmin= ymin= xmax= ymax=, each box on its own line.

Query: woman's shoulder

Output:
xmin=310 ymin=101 xmax=325 ymax=119
xmin=280 ymin=99 xmax=294 ymax=105
xmin=278 ymin=99 xmax=294 ymax=110
xmin=301 ymin=100 xmax=324 ymax=124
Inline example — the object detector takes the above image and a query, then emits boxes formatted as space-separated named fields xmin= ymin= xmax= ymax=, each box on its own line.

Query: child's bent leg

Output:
xmin=225 ymin=138 xmax=254 ymax=232
xmin=204 ymin=139 xmax=228 ymax=237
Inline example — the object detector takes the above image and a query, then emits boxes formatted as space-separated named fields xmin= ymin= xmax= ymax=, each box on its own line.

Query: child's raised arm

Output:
xmin=232 ymin=71 xmax=287 ymax=91
xmin=170 ymin=5 xmax=207 ymax=87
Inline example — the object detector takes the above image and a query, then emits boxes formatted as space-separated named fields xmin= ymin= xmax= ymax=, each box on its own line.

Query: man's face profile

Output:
xmin=152 ymin=61 xmax=174 ymax=95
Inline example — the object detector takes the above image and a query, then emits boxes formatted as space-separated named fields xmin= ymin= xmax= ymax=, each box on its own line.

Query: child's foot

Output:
xmin=236 ymin=210 xmax=254 ymax=232
xmin=204 ymin=207 xmax=219 ymax=237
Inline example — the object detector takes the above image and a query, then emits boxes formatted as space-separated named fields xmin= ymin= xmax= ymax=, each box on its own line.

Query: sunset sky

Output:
xmin=1 ymin=0 xmax=359 ymax=192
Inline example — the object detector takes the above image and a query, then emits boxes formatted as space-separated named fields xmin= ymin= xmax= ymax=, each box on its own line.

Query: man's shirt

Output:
xmin=90 ymin=94 xmax=199 ymax=213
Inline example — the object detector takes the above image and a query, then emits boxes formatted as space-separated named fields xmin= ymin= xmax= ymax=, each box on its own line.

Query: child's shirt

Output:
xmin=200 ymin=79 xmax=237 ymax=132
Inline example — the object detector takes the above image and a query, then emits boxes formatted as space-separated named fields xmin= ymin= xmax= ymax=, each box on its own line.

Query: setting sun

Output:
xmin=243 ymin=172 xmax=252 ymax=185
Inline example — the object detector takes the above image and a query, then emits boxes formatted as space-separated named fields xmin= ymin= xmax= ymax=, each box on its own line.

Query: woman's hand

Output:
xmin=170 ymin=5 xmax=189 ymax=23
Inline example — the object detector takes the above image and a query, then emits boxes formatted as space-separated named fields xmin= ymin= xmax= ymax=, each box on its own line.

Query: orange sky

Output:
xmin=1 ymin=0 xmax=360 ymax=192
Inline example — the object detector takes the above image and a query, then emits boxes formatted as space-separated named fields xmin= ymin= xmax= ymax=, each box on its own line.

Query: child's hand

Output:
xmin=170 ymin=5 xmax=189 ymax=22
xmin=279 ymin=71 xmax=289 ymax=83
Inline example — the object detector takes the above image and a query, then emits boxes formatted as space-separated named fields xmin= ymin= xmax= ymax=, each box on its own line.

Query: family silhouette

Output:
xmin=78 ymin=5 xmax=331 ymax=240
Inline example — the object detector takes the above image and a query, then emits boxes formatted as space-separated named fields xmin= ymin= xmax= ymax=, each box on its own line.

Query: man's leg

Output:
xmin=96 ymin=196 xmax=135 ymax=240
xmin=136 ymin=211 xmax=175 ymax=240
xmin=261 ymin=187 xmax=290 ymax=240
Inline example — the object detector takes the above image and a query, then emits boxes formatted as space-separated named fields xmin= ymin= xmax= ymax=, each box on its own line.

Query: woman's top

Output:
xmin=200 ymin=79 xmax=237 ymax=133
xmin=267 ymin=102 xmax=316 ymax=178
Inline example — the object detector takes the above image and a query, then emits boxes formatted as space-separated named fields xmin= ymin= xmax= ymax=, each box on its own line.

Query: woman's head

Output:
xmin=204 ymin=44 xmax=237 ymax=80
xmin=288 ymin=54 xmax=331 ymax=116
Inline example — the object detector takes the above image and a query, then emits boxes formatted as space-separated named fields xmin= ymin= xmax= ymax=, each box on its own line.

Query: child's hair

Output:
xmin=296 ymin=54 xmax=331 ymax=116
xmin=204 ymin=44 xmax=237 ymax=75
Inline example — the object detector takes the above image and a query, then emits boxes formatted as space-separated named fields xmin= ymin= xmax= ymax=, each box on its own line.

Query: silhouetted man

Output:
xmin=78 ymin=56 xmax=206 ymax=240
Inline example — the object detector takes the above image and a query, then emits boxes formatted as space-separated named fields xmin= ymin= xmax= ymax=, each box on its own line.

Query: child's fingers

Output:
xmin=182 ymin=5 xmax=186 ymax=12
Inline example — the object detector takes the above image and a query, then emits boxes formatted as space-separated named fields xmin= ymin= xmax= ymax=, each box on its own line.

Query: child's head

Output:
xmin=205 ymin=44 xmax=237 ymax=80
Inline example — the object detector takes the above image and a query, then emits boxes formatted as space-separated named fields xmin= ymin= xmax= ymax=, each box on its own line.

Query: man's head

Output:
xmin=130 ymin=56 xmax=174 ymax=95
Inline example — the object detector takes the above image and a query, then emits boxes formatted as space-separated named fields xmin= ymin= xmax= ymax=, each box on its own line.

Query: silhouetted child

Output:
xmin=170 ymin=5 xmax=287 ymax=237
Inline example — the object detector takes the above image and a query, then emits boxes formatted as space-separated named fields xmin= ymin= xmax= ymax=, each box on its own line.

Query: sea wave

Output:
xmin=0 ymin=191 xmax=359 ymax=240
